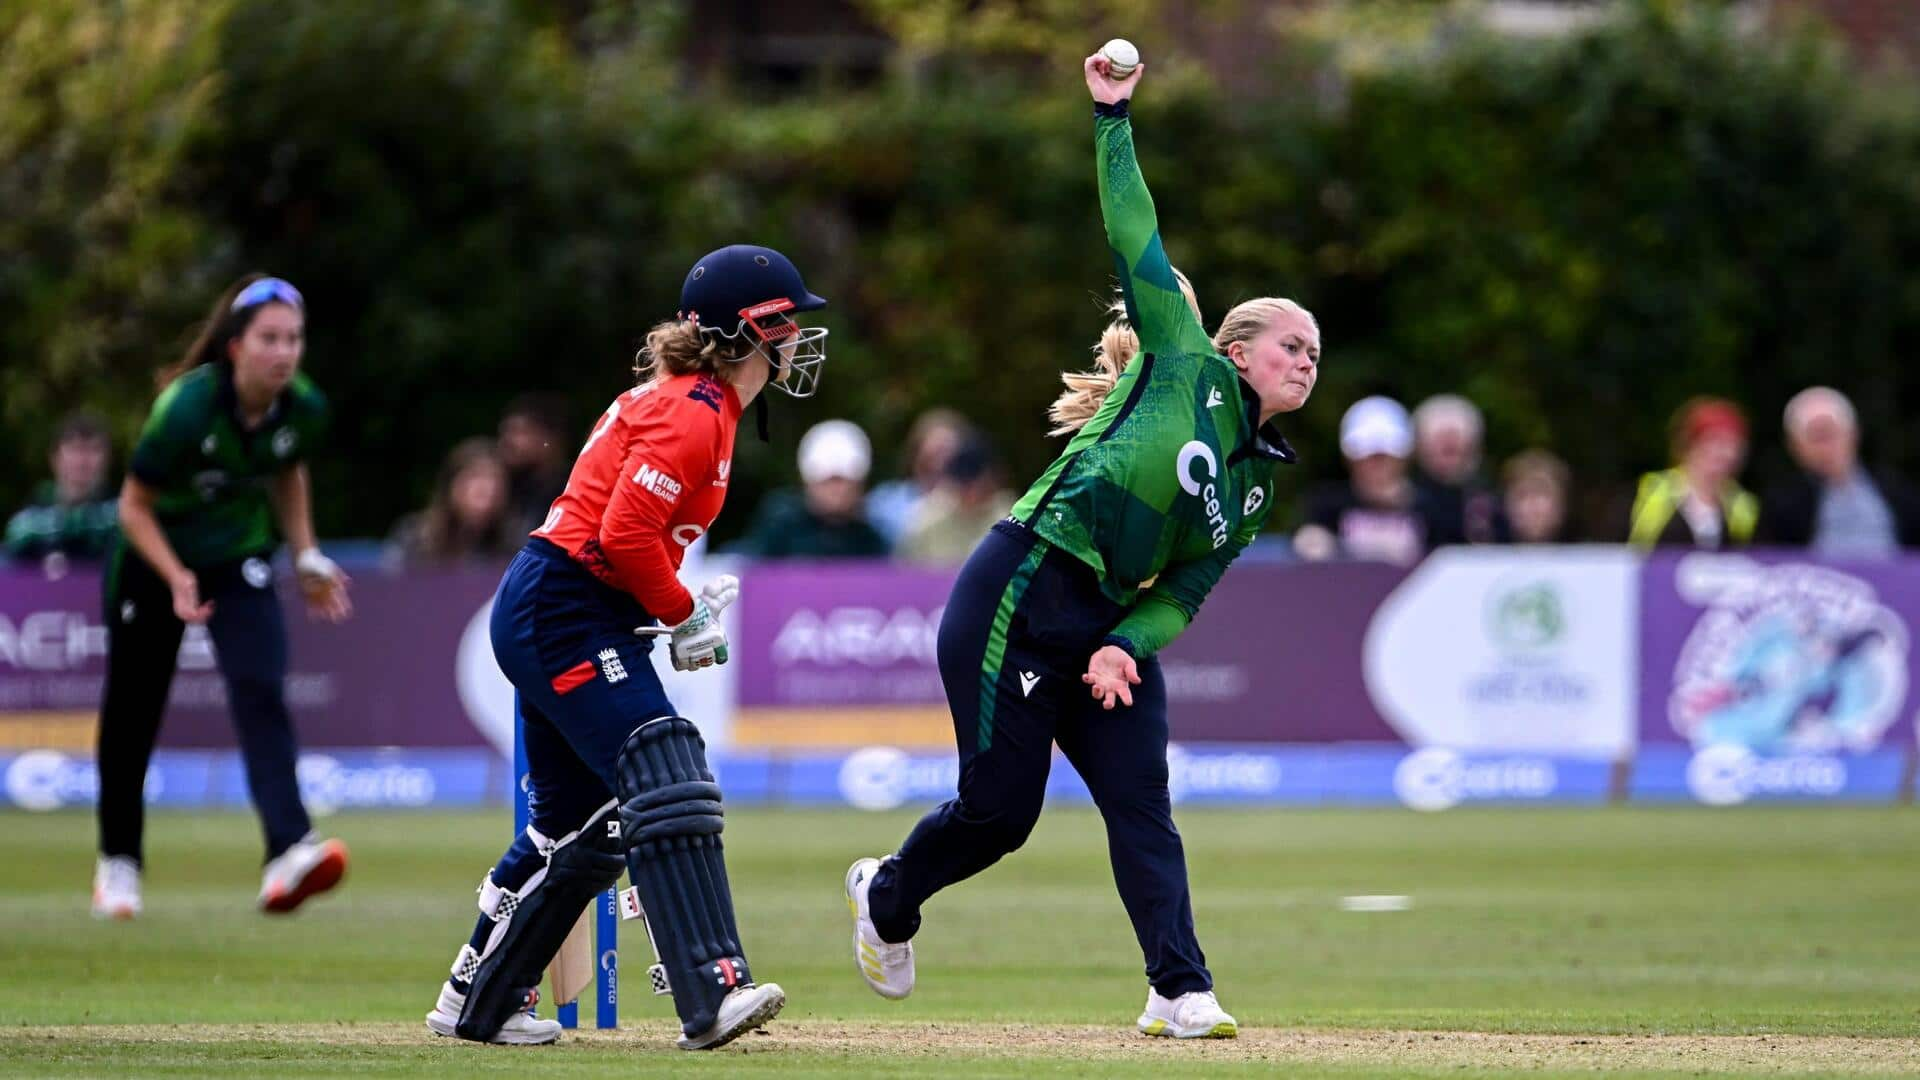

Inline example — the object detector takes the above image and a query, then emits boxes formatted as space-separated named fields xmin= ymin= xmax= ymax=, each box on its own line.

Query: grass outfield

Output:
xmin=5 ymin=805 xmax=1918 ymax=1077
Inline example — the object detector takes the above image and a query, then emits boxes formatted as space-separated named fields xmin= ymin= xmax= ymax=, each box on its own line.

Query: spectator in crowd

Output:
xmin=497 ymin=393 xmax=572 ymax=536
xmin=387 ymin=438 xmax=523 ymax=565
xmin=1295 ymin=396 xmax=1436 ymax=565
xmin=896 ymin=432 xmax=1015 ymax=567
xmin=1496 ymin=449 xmax=1573 ymax=544
xmin=1626 ymin=396 xmax=1756 ymax=549
xmin=4 ymin=411 xmax=120 ymax=566
xmin=1757 ymin=386 xmax=1920 ymax=554
xmin=866 ymin=408 xmax=970 ymax=545
xmin=731 ymin=419 xmax=890 ymax=558
xmin=1411 ymin=393 xmax=1502 ymax=545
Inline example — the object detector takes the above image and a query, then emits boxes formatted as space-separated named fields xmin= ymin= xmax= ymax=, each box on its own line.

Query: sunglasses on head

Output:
xmin=231 ymin=278 xmax=305 ymax=312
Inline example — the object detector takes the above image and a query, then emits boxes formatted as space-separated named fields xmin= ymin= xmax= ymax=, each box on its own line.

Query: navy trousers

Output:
xmin=488 ymin=539 xmax=679 ymax=840
xmin=97 ymin=548 xmax=312 ymax=864
xmin=865 ymin=520 xmax=1212 ymax=997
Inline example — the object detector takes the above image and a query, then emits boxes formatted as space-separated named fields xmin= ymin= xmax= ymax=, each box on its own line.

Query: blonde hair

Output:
xmin=632 ymin=319 xmax=758 ymax=385
xmin=1049 ymin=270 xmax=1203 ymax=436
xmin=1047 ymin=278 xmax=1318 ymax=436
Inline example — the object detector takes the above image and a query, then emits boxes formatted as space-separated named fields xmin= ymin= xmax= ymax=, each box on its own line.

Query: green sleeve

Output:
xmin=1106 ymin=496 xmax=1270 ymax=658
xmin=3 ymin=509 xmax=33 ymax=555
xmin=128 ymin=380 xmax=195 ymax=486
xmin=1094 ymin=107 xmax=1215 ymax=360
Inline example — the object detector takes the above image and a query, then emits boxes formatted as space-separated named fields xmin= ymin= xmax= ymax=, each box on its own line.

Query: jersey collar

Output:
xmin=216 ymin=362 xmax=289 ymax=436
xmin=1231 ymin=373 xmax=1297 ymax=465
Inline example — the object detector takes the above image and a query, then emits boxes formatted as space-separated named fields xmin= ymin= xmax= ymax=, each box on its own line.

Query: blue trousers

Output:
xmin=489 ymin=539 xmax=678 ymax=840
xmin=865 ymin=521 xmax=1212 ymax=997
xmin=452 ymin=539 xmax=687 ymax=980
xmin=98 ymin=548 xmax=311 ymax=864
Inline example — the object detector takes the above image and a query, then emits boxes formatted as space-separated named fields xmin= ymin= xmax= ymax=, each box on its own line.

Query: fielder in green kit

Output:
xmin=845 ymin=49 xmax=1324 ymax=1038
xmin=92 ymin=274 xmax=355 ymax=921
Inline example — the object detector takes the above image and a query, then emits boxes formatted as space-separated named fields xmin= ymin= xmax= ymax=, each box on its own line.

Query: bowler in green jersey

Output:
xmin=92 ymin=275 xmax=355 ymax=921
xmin=845 ymin=50 xmax=1322 ymax=1039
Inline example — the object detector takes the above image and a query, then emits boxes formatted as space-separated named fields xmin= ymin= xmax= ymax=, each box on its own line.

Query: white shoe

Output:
xmin=92 ymin=855 xmax=142 ymax=920
xmin=259 ymin=834 xmax=349 ymax=914
xmin=425 ymin=981 xmax=562 ymax=1045
xmin=845 ymin=857 xmax=914 ymax=999
xmin=1137 ymin=988 xmax=1238 ymax=1039
xmin=676 ymin=982 xmax=785 ymax=1050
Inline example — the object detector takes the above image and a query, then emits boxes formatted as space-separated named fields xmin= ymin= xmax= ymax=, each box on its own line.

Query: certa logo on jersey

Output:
xmin=633 ymin=463 xmax=683 ymax=503
xmin=1176 ymin=441 xmax=1231 ymax=550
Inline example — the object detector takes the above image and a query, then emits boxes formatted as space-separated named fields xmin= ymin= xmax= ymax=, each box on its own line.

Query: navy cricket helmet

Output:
xmin=678 ymin=244 xmax=829 ymax=398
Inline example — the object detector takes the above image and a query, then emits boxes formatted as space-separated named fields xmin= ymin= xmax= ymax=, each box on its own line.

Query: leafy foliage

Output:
xmin=3 ymin=0 xmax=1917 ymax=540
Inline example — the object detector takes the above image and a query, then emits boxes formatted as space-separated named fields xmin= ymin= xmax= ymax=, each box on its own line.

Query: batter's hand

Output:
xmin=699 ymin=574 xmax=739 ymax=618
xmin=1084 ymin=53 xmax=1144 ymax=106
xmin=1082 ymin=644 xmax=1142 ymax=710
xmin=668 ymin=598 xmax=729 ymax=672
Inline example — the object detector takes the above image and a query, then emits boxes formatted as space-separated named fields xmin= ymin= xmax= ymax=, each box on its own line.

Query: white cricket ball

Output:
xmin=1100 ymin=38 xmax=1139 ymax=80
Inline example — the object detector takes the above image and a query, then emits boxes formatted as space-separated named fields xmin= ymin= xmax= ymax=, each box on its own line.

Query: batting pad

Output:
xmin=617 ymin=716 xmax=752 ymax=1038
xmin=455 ymin=800 xmax=625 ymax=1042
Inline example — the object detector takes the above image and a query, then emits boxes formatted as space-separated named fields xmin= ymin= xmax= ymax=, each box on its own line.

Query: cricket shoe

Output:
xmin=92 ymin=855 xmax=142 ymax=920
xmin=259 ymin=834 xmax=349 ymax=914
xmin=845 ymin=857 xmax=914 ymax=999
xmin=425 ymin=981 xmax=561 ymax=1045
xmin=677 ymin=982 xmax=785 ymax=1050
xmin=1137 ymin=988 xmax=1238 ymax=1039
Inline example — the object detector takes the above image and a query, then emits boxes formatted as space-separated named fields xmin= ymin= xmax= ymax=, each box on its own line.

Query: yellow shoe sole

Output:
xmin=1138 ymin=1018 xmax=1237 ymax=1039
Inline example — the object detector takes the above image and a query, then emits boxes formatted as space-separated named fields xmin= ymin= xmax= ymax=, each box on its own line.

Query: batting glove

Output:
xmin=668 ymin=598 xmax=729 ymax=671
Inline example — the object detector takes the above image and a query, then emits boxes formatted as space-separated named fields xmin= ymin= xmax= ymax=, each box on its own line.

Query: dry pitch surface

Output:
xmin=19 ymin=1022 xmax=1920 ymax=1076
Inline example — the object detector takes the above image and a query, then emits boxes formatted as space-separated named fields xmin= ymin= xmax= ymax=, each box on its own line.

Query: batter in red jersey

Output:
xmin=426 ymin=245 xmax=828 ymax=1050
xmin=533 ymin=369 xmax=740 ymax=630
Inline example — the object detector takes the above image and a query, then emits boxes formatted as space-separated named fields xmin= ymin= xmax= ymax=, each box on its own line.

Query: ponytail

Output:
xmin=633 ymin=318 xmax=758 ymax=386
xmin=1048 ymin=269 xmax=1202 ymax=436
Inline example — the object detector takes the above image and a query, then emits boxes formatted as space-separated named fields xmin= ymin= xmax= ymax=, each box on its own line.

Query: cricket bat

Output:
xmin=547 ymin=906 xmax=594 ymax=1006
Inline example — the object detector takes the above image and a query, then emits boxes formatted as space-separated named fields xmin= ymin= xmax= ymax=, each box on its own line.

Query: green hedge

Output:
xmin=4 ymin=0 xmax=1917 ymax=542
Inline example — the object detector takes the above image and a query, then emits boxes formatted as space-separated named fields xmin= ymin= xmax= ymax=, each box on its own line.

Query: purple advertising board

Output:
xmin=0 ymin=566 xmax=503 ymax=751
xmin=731 ymin=559 xmax=1410 ymax=745
xmin=1638 ymin=552 xmax=1920 ymax=753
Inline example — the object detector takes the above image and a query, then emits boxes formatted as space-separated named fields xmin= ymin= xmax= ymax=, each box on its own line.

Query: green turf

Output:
xmin=5 ymin=805 xmax=1918 ymax=1076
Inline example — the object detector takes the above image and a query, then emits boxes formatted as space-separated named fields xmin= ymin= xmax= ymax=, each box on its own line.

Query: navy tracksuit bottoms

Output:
xmin=97 ymin=549 xmax=312 ymax=864
xmin=865 ymin=520 xmax=1212 ymax=997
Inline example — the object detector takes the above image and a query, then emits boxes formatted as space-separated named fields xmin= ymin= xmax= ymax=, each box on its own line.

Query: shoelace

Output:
xmin=1180 ymin=991 xmax=1221 ymax=1021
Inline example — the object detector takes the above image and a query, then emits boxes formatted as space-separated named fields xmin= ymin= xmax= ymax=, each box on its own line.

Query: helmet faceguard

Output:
xmin=678 ymin=245 xmax=829 ymax=398
xmin=693 ymin=298 xmax=829 ymax=399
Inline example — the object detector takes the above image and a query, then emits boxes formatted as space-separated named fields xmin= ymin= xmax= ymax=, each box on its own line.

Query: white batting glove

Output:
xmin=700 ymin=574 xmax=740 ymax=616
xmin=668 ymin=598 xmax=729 ymax=672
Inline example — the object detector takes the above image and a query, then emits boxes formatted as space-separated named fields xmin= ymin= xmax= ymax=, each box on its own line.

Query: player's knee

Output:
xmin=223 ymin=674 xmax=291 ymax=720
xmin=957 ymin=791 xmax=1045 ymax=854
xmin=615 ymin=716 xmax=725 ymax=854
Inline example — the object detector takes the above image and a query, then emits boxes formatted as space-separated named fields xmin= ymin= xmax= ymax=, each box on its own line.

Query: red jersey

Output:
xmin=533 ymin=373 xmax=740 ymax=625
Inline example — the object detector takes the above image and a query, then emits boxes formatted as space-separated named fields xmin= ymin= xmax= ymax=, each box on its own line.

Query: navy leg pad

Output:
xmin=617 ymin=717 xmax=751 ymax=1038
xmin=455 ymin=802 xmax=624 ymax=1042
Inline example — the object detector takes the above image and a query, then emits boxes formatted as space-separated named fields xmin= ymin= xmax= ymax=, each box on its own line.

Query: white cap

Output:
xmin=797 ymin=419 xmax=872 ymax=484
xmin=1340 ymin=396 xmax=1413 ymax=460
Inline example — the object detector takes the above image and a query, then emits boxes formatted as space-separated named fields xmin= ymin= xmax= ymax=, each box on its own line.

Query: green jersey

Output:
xmin=3 ymin=482 xmax=119 ymax=560
xmin=127 ymin=364 xmax=329 ymax=568
xmin=1008 ymin=105 xmax=1295 ymax=659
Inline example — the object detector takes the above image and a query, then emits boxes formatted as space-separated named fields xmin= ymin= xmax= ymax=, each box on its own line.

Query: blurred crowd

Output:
xmin=10 ymin=385 xmax=1920 ymax=574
